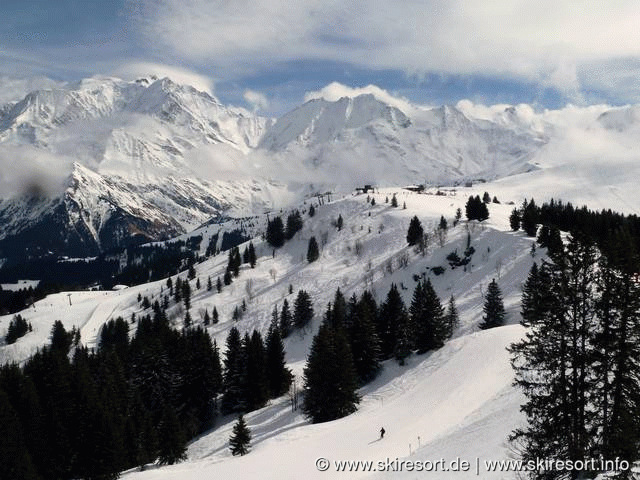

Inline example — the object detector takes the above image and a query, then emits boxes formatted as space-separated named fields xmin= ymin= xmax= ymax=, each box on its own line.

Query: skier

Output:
xmin=380 ymin=427 xmax=385 ymax=439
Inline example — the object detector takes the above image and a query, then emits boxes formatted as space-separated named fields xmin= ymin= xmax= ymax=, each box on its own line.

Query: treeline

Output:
xmin=303 ymin=281 xmax=459 ymax=423
xmin=0 ymin=282 xmax=65 ymax=316
xmin=511 ymin=198 xmax=640 ymax=260
xmin=266 ymin=210 xmax=304 ymax=248
xmin=0 ymin=310 xmax=222 ymax=479
xmin=0 ymin=229 xmax=250 ymax=292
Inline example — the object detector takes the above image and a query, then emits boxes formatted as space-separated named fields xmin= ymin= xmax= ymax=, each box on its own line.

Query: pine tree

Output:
xmin=266 ymin=216 xmax=285 ymax=248
xmin=285 ymin=210 xmax=304 ymax=240
xmin=5 ymin=314 xmax=29 ymax=344
xmin=212 ymin=306 xmax=219 ymax=324
xmin=229 ymin=415 xmax=251 ymax=456
xmin=391 ymin=193 xmax=398 ymax=207
xmin=221 ymin=327 xmax=246 ymax=413
xmin=265 ymin=322 xmax=292 ymax=398
xmin=203 ymin=309 xmax=210 ymax=326
xmin=307 ymin=236 xmax=320 ymax=263
xmin=465 ymin=195 xmax=489 ymax=221
xmin=248 ymin=242 xmax=257 ymax=268
xmin=182 ymin=281 xmax=191 ymax=311
xmin=509 ymin=208 xmax=521 ymax=231
xmin=327 ymin=288 xmax=347 ymax=330
xmin=521 ymin=198 xmax=539 ymax=237
xmin=303 ymin=322 xmax=360 ymax=423
xmin=406 ymin=216 xmax=424 ymax=246
xmin=509 ymin=234 xmax=599 ymax=473
xmin=243 ymin=331 xmax=268 ymax=411
xmin=410 ymin=279 xmax=448 ymax=353
xmin=224 ymin=269 xmax=232 ymax=286
xmin=309 ymin=204 xmax=315 ymax=217
xmin=51 ymin=320 xmax=72 ymax=354
xmin=454 ymin=207 xmax=462 ymax=225
xmin=482 ymin=191 xmax=491 ymax=203
xmin=445 ymin=295 xmax=459 ymax=337
xmin=347 ymin=292 xmax=381 ymax=383
xmin=207 ymin=276 xmax=212 ymax=291
xmin=279 ymin=299 xmax=292 ymax=338
xmin=439 ymin=215 xmax=448 ymax=231
xmin=479 ymin=279 xmax=506 ymax=329
xmin=217 ymin=276 xmax=222 ymax=292
xmin=157 ymin=406 xmax=187 ymax=465
xmin=378 ymin=284 xmax=408 ymax=360
xmin=293 ymin=290 xmax=314 ymax=330
xmin=592 ymin=232 xmax=640 ymax=464
xmin=337 ymin=214 xmax=344 ymax=231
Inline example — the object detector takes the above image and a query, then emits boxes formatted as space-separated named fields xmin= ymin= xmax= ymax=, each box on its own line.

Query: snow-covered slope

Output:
xmin=0 ymin=185 xmax=541 ymax=478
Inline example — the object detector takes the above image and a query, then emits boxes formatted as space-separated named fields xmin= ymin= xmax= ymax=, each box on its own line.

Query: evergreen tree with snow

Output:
xmin=391 ymin=193 xmax=398 ymax=207
xmin=51 ymin=320 xmax=73 ymax=354
xmin=248 ymin=242 xmax=257 ymax=268
xmin=509 ymin=208 xmax=521 ymax=231
xmin=521 ymin=198 xmax=539 ymax=237
xmin=346 ymin=292 xmax=381 ymax=383
xmin=445 ymin=295 xmax=459 ymax=338
xmin=378 ymin=284 xmax=408 ymax=360
xmin=221 ymin=327 xmax=246 ymax=413
xmin=439 ymin=215 xmax=448 ymax=231
xmin=243 ymin=331 xmax=268 ymax=411
xmin=266 ymin=216 xmax=285 ymax=248
xmin=307 ymin=236 xmax=320 ymax=263
xmin=407 ymin=215 xmax=424 ymax=246
xmin=265 ymin=321 xmax=292 ymax=398
xmin=293 ymin=290 xmax=314 ymax=330
xmin=509 ymin=234 xmax=598 ymax=476
xmin=279 ymin=299 xmax=292 ymax=338
xmin=303 ymin=321 xmax=360 ymax=423
xmin=285 ymin=210 xmax=304 ymax=240
xmin=212 ymin=306 xmax=219 ymax=324
xmin=410 ymin=278 xmax=448 ymax=353
xmin=229 ymin=415 xmax=251 ymax=456
xmin=479 ymin=279 xmax=506 ymax=329
xmin=157 ymin=406 xmax=187 ymax=465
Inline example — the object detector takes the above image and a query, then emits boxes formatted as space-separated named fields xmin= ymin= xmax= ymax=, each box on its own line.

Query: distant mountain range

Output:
xmin=0 ymin=75 xmax=634 ymax=262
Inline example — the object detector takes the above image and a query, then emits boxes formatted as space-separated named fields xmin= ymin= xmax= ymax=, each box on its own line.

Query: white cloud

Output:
xmin=243 ymin=89 xmax=269 ymax=111
xmin=0 ymin=76 xmax=65 ymax=105
xmin=131 ymin=0 xmax=640 ymax=99
xmin=304 ymin=82 xmax=417 ymax=113
xmin=114 ymin=61 xmax=214 ymax=94
xmin=0 ymin=145 xmax=75 ymax=198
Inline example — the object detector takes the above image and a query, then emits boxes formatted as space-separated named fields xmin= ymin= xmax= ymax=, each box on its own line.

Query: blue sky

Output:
xmin=2 ymin=0 xmax=640 ymax=115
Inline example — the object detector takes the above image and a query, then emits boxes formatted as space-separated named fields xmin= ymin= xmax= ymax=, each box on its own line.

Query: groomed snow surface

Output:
xmin=2 ymin=186 xmax=541 ymax=479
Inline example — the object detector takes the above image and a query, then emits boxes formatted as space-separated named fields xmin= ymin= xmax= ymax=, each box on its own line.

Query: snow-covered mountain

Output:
xmin=260 ymin=95 xmax=547 ymax=186
xmin=0 ymin=75 xmax=555 ymax=262
xmin=0 ymin=76 xmax=280 ymax=259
